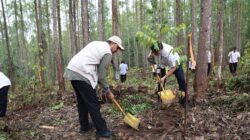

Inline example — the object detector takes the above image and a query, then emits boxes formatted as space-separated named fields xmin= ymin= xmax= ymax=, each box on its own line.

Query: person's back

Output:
xmin=119 ymin=63 xmax=128 ymax=75
xmin=231 ymin=50 xmax=240 ymax=63
xmin=228 ymin=48 xmax=240 ymax=75
xmin=119 ymin=61 xmax=128 ymax=82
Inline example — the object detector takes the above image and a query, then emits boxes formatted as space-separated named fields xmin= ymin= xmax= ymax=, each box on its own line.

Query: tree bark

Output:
xmin=46 ymin=0 xmax=55 ymax=85
xmin=112 ymin=0 xmax=120 ymax=80
xmin=69 ymin=0 xmax=78 ymax=56
xmin=126 ymin=1 xmax=131 ymax=67
xmin=19 ymin=0 xmax=29 ymax=77
xmin=217 ymin=0 xmax=224 ymax=88
xmin=194 ymin=0 xmax=211 ymax=100
xmin=14 ymin=0 xmax=21 ymax=62
xmin=133 ymin=0 xmax=139 ymax=67
xmin=97 ymin=0 xmax=104 ymax=41
xmin=1 ymin=0 xmax=15 ymax=90
xmin=175 ymin=0 xmax=182 ymax=47
xmin=34 ymin=0 xmax=46 ymax=87
xmin=140 ymin=0 xmax=146 ymax=69
xmin=191 ymin=0 xmax=198 ymax=50
xmin=236 ymin=0 xmax=242 ymax=51
xmin=82 ymin=0 xmax=89 ymax=46
xmin=53 ymin=0 xmax=65 ymax=91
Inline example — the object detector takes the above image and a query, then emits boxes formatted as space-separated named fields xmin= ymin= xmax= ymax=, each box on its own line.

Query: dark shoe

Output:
xmin=179 ymin=98 xmax=192 ymax=110
xmin=96 ymin=130 xmax=113 ymax=138
xmin=79 ymin=123 xmax=93 ymax=134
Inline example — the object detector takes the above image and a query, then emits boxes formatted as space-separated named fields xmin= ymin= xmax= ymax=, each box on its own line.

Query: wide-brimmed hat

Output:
xmin=107 ymin=36 xmax=124 ymax=51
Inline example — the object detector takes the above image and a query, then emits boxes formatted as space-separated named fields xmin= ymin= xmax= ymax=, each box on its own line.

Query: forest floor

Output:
xmin=0 ymin=70 xmax=249 ymax=140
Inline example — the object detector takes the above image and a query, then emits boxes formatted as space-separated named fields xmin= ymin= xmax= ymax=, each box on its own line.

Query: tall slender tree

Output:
xmin=1 ymin=0 xmax=15 ymax=89
xmin=19 ymin=0 xmax=29 ymax=77
xmin=53 ymin=0 xmax=65 ymax=91
xmin=69 ymin=0 xmax=78 ymax=56
xmin=46 ymin=0 xmax=55 ymax=84
xmin=236 ymin=0 xmax=242 ymax=51
xmin=191 ymin=0 xmax=197 ymax=50
xmin=140 ymin=0 xmax=146 ymax=69
xmin=82 ymin=0 xmax=89 ymax=46
xmin=14 ymin=0 xmax=21 ymax=61
xmin=34 ymin=0 xmax=46 ymax=87
xmin=112 ymin=0 xmax=120 ymax=79
xmin=194 ymin=0 xmax=212 ymax=100
xmin=217 ymin=0 xmax=224 ymax=88
xmin=133 ymin=0 xmax=139 ymax=67
xmin=175 ymin=0 xmax=182 ymax=47
xmin=97 ymin=0 xmax=104 ymax=41
xmin=126 ymin=1 xmax=131 ymax=67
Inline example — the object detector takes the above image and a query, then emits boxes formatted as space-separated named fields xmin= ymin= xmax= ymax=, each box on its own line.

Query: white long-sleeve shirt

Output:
xmin=119 ymin=63 xmax=128 ymax=75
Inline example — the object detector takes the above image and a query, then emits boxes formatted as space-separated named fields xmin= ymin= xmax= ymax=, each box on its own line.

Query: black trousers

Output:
xmin=173 ymin=65 xmax=187 ymax=92
xmin=120 ymin=74 xmax=127 ymax=83
xmin=71 ymin=80 xmax=108 ymax=132
xmin=229 ymin=63 xmax=238 ymax=74
xmin=207 ymin=63 xmax=211 ymax=76
xmin=158 ymin=65 xmax=187 ymax=92
xmin=0 ymin=86 xmax=10 ymax=117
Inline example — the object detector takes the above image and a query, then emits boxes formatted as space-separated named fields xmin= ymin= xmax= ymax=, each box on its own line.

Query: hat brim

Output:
xmin=118 ymin=45 xmax=125 ymax=51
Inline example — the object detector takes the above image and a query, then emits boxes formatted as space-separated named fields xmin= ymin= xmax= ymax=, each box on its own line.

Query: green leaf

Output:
xmin=51 ymin=102 xmax=64 ymax=110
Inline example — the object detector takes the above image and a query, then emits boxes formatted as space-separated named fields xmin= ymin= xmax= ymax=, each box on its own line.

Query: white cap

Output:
xmin=107 ymin=36 xmax=124 ymax=51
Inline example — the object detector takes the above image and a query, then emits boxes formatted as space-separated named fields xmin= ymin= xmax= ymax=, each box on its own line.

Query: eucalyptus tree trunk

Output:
xmin=140 ymin=0 xmax=146 ymax=69
xmin=76 ymin=0 xmax=81 ymax=49
xmin=133 ymin=0 xmax=139 ymax=67
xmin=69 ymin=0 xmax=78 ymax=56
xmin=175 ymin=0 xmax=181 ymax=47
xmin=217 ymin=0 xmax=224 ymax=88
xmin=97 ymin=0 xmax=104 ymax=41
xmin=112 ymin=0 xmax=120 ymax=80
xmin=53 ymin=0 xmax=65 ymax=91
xmin=194 ymin=0 xmax=211 ymax=100
xmin=1 ymin=0 xmax=15 ymax=90
xmin=14 ymin=0 xmax=21 ymax=63
xmin=236 ymin=0 xmax=242 ymax=51
xmin=82 ymin=0 xmax=89 ymax=46
xmin=46 ymin=0 xmax=55 ymax=85
xmin=0 ymin=21 xmax=4 ymax=46
xmin=34 ymin=0 xmax=46 ymax=87
xmin=191 ymin=0 xmax=198 ymax=50
xmin=19 ymin=0 xmax=29 ymax=77
xmin=126 ymin=1 xmax=131 ymax=67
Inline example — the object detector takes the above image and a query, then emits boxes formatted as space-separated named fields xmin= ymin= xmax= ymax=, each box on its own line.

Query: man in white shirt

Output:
xmin=64 ymin=36 xmax=124 ymax=138
xmin=228 ymin=47 xmax=240 ymax=75
xmin=0 ymin=72 xmax=11 ymax=117
xmin=119 ymin=60 xmax=128 ymax=82
xmin=147 ymin=42 xmax=191 ymax=108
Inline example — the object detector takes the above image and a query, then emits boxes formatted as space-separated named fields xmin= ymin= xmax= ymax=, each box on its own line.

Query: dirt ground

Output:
xmin=0 ymin=85 xmax=249 ymax=140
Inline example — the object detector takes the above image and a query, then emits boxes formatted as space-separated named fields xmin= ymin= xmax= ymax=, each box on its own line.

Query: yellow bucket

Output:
xmin=158 ymin=89 xmax=176 ymax=104
xmin=123 ymin=113 xmax=140 ymax=130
